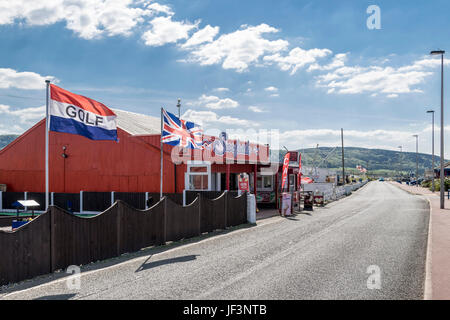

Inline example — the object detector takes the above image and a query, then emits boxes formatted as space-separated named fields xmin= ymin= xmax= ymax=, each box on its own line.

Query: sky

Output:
xmin=0 ymin=0 xmax=450 ymax=156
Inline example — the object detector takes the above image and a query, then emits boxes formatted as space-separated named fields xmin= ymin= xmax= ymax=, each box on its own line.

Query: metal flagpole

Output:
xmin=45 ymin=80 xmax=50 ymax=211
xmin=160 ymin=107 xmax=163 ymax=199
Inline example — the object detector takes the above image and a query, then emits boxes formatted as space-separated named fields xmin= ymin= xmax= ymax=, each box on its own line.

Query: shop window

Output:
xmin=257 ymin=174 xmax=273 ymax=191
xmin=185 ymin=162 xmax=211 ymax=191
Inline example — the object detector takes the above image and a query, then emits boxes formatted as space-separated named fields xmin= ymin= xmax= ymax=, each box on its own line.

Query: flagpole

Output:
xmin=160 ymin=107 xmax=163 ymax=199
xmin=45 ymin=80 xmax=50 ymax=211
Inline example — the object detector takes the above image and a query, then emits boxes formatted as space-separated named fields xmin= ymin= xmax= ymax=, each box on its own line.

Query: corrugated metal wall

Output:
xmin=0 ymin=120 xmax=186 ymax=193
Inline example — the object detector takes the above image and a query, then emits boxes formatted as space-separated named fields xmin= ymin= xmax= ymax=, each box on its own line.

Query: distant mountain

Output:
xmin=275 ymin=147 xmax=446 ymax=177
xmin=0 ymin=135 xmax=19 ymax=150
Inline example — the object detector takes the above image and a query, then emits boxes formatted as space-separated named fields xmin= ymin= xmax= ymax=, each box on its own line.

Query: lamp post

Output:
xmin=430 ymin=50 xmax=445 ymax=208
xmin=413 ymin=135 xmax=419 ymax=186
xmin=398 ymin=146 xmax=402 ymax=180
xmin=427 ymin=110 xmax=436 ymax=192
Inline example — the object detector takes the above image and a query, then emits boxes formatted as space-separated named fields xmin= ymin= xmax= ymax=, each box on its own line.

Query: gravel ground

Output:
xmin=0 ymin=181 xmax=429 ymax=300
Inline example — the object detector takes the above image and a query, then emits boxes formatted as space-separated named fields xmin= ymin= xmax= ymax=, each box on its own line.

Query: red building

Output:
xmin=0 ymin=109 xmax=270 ymax=195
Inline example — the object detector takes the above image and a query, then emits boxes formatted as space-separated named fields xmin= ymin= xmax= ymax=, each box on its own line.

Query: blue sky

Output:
xmin=0 ymin=0 xmax=449 ymax=156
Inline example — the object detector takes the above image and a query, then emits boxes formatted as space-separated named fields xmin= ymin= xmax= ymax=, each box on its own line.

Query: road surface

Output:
xmin=0 ymin=181 xmax=429 ymax=300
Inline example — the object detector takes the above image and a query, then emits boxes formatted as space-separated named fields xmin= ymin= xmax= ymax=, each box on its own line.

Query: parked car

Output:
xmin=379 ymin=177 xmax=384 ymax=182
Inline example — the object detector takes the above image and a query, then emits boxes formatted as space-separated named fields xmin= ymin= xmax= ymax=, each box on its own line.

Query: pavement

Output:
xmin=0 ymin=181 xmax=429 ymax=300
xmin=390 ymin=181 xmax=450 ymax=300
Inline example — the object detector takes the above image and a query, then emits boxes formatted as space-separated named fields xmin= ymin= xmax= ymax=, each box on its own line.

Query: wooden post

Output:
xmin=254 ymin=164 xmax=258 ymax=212
xmin=116 ymin=201 xmax=122 ymax=256
xmin=162 ymin=196 xmax=167 ymax=245
xmin=50 ymin=207 xmax=56 ymax=272
xmin=226 ymin=164 xmax=230 ymax=191
xmin=198 ymin=193 xmax=201 ymax=236
xmin=224 ymin=190 xmax=228 ymax=228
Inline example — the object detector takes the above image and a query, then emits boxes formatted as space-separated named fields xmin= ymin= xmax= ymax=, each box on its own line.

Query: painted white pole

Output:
xmin=45 ymin=80 xmax=50 ymax=211
xmin=80 ymin=190 xmax=83 ymax=214
xmin=160 ymin=107 xmax=164 ymax=200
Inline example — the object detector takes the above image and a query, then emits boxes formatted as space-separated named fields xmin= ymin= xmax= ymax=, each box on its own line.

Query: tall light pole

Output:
xmin=398 ymin=146 xmax=402 ymax=179
xmin=431 ymin=50 xmax=445 ymax=208
xmin=427 ymin=110 xmax=436 ymax=192
xmin=413 ymin=135 xmax=419 ymax=186
xmin=341 ymin=128 xmax=345 ymax=185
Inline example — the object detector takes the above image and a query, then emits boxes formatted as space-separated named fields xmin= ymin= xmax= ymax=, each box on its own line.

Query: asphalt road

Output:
xmin=0 ymin=181 xmax=429 ymax=300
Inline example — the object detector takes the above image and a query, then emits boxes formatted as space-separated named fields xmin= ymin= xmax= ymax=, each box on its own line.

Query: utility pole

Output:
xmin=398 ymin=146 xmax=402 ymax=180
xmin=341 ymin=128 xmax=345 ymax=185
xmin=430 ymin=50 xmax=445 ymax=208
xmin=427 ymin=110 xmax=436 ymax=192
xmin=413 ymin=135 xmax=419 ymax=186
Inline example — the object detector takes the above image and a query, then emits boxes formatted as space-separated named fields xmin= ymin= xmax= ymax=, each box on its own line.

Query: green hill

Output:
xmin=0 ymin=135 xmax=19 ymax=150
xmin=276 ymin=147 xmax=445 ymax=177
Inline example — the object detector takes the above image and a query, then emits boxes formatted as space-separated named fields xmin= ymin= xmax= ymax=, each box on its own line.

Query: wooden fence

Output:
xmin=0 ymin=192 xmax=247 ymax=286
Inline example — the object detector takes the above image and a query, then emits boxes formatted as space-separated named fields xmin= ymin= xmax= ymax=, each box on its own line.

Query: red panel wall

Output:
xmin=0 ymin=121 xmax=186 ymax=193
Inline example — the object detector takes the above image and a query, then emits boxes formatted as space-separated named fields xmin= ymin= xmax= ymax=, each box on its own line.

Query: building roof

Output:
xmin=113 ymin=108 xmax=161 ymax=136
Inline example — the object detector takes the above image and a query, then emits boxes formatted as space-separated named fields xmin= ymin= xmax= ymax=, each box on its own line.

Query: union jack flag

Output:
xmin=161 ymin=109 xmax=203 ymax=149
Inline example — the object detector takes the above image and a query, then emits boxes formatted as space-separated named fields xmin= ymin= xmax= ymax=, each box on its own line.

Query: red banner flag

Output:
xmin=297 ymin=153 xmax=302 ymax=188
xmin=281 ymin=152 xmax=290 ymax=191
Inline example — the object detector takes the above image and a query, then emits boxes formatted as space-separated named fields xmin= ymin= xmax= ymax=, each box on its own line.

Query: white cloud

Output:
xmin=212 ymin=87 xmax=230 ymax=92
xmin=185 ymin=24 xmax=289 ymax=72
xmin=182 ymin=109 xmax=255 ymax=127
xmin=0 ymin=68 xmax=56 ymax=89
xmin=146 ymin=2 xmax=173 ymax=15
xmin=0 ymin=104 xmax=45 ymax=124
xmin=188 ymin=94 xmax=239 ymax=110
xmin=308 ymin=53 xmax=347 ymax=72
xmin=0 ymin=0 xmax=162 ymax=39
xmin=264 ymin=86 xmax=278 ymax=92
xmin=387 ymin=94 xmax=398 ymax=98
xmin=263 ymin=47 xmax=332 ymax=75
xmin=248 ymin=106 xmax=266 ymax=113
xmin=181 ymin=25 xmax=219 ymax=48
xmin=278 ymin=128 xmax=422 ymax=151
xmin=316 ymin=56 xmax=450 ymax=96
xmin=142 ymin=15 xmax=198 ymax=46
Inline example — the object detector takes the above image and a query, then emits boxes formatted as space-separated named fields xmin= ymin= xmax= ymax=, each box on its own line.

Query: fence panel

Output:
xmin=51 ymin=205 xmax=119 ymax=271
xmin=118 ymin=200 xmax=165 ymax=254
xmin=226 ymin=193 xmax=248 ymax=227
xmin=2 ymin=192 xmax=24 ymax=209
xmin=82 ymin=192 xmax=111 ymax=212
xmin=53 ymin=193 xmax=80 ymax=213
xmin=114 ymin=192 xmax=146 ymax=210
xmin=147 ymin=193 xmax=183 ymax=206
xmin=0 ymin=213 xmax=51 ymax=286
xmin=200 ymin=192 xmax=226 ymax=233
xmin=166 ymin=196 xmax=200 ymax=242
xmin=27 ymin=192 xmax=47 ymax=211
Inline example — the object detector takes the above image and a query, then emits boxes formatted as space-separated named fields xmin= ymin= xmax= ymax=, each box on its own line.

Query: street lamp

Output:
xmin=398 ymin=146 xmax=402 ymax=179
xmin=430 ymin=50 xmax=445 ymax=208
xmin=427 ymin=110 xmax=436 ymax=192
xmin=413 ymin=135 xmax=419 ymax=186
